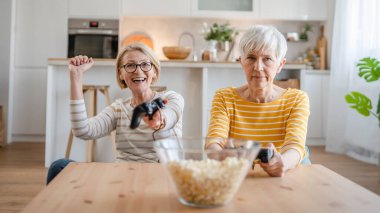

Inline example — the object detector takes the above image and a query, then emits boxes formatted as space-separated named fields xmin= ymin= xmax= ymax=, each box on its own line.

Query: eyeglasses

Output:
xmin=120 ymin=62 xmax=153 ymax=73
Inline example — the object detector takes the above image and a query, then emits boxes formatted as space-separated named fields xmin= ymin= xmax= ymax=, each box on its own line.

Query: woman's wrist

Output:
xmin=159 ymin=116 xmax=166 ymax=129
xmin=281 ymin=149 xmax=301 ymax=170
xmin=157 ymin=111 xmax=166 ymax=130
xmin=70 ymin=74 xmax=84 ymax=100
xmin=70 ymin=68 xmax=83 ymax=82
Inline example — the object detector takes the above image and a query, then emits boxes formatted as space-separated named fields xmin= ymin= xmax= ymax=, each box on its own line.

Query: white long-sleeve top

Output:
xmin=70 ymin=90 xmax=184 ymax=163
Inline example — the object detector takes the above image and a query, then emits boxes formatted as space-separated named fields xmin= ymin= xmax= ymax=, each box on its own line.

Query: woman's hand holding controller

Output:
xmin=259 ymin=143 xmax=286 ymax=177
xmin=143 ymin=108 xmax=166 ymax=130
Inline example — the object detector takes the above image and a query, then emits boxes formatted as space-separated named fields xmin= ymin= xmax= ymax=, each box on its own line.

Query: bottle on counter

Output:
xmin=316 ymin=25 xmax=327 ymax=70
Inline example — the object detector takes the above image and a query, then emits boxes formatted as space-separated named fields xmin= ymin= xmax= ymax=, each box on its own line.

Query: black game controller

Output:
xmin=130 ymin=97 xmax=167 ymax=129
xmin=256 ymin=148 xmax=274 ymax=163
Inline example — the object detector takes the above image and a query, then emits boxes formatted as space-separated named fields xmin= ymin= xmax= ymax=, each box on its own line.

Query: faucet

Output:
xmin=178 ymin=32 xmax=197 ymax=61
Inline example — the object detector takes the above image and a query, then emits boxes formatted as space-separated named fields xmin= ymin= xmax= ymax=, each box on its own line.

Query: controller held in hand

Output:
xmin=130 ymin=97 xmax=167 ymax=129
xmin=256 ymin=148 xmax=274 ymax=163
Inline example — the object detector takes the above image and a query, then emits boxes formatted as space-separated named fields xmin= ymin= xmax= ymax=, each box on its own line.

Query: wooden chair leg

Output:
xmin=86 ymin=140 xmax=93 ymax=163
xmin=65 ymin=130 xmax=74 ymax=159
xmin=101 ymin=88 xmax=111 ymax=105
xmin=110 ymin=131 xmax=117 ymax=160
xmin=85 ymin=89 xmax=98 ymax=162
xmin=101 ymin=88 xmax=117 ymax=159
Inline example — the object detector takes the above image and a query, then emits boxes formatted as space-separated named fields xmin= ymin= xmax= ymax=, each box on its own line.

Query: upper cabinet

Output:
xmin=191 ymin=0 xmax=259 ymax=19
xmin=68 ymin=0 xmax=121 ymax=19
xmin=15 ymin=0 xmax=68 ymax=67
xmin=122 ymin=0 xmax=191 ymax=17
xmin=259 ymin=0 xmax=327 ymax=21
xmin=121 ymin=0 xmax=327 ymax=20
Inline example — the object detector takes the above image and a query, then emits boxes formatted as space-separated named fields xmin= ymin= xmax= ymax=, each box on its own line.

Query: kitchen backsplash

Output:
xmin=120 ymin=16 xmax=321 ymax=63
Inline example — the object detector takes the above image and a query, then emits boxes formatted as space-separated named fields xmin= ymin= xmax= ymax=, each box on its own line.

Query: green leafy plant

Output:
xmin=345 ymin=57 xmax=380 ymax=127
xmin=203 ymin=23 xmax=238 ymax=42
xmin=299 ymin=23 xmax=313 ymax=41
xmin=357 ymin=57 xmax=380 ymax=82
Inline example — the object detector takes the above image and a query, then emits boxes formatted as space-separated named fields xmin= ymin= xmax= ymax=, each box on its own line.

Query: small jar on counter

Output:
xmin=201 ymin=40 xmax=218 ymax=62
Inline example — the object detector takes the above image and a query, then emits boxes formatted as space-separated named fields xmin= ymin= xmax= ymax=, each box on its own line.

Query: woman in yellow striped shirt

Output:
xmin=206 ymin=25 xmax=310 ymax=177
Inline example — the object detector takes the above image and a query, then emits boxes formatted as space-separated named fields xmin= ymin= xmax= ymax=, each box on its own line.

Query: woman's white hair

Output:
xmin=239 ymin=25 xmax=287 ymax=61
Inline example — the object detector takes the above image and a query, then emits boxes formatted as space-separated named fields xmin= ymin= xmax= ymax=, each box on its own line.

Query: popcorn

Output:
xmin=166 ymin=157 xmax=249 ymax=206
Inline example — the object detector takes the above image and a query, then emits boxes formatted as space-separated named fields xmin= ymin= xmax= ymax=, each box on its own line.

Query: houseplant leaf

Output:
xmin=357 ymin=57 xmax=380 ymax=82
xmin=345 ymin=91 xmax=372 ymax=116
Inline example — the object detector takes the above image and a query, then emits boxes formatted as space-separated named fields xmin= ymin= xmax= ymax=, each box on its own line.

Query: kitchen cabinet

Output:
xmin=259 ymin=0 xmax=327 ymax=21
xmin=122 ymin=0 xmax=326 ymax=20
xmin=191 ymin=0 xmax=259 ymax=19
xmin=300 ymin=70 xmax=330 ymax=145
xmin=14 ymin=0 xmax=67 ymax=67
xmin=68 ymin=0 xmax=121 ymax=19
xmin=122 ymin=0 xmax=191 ymax=17
xmin=13 ymin=0 xmax=68 ymax=141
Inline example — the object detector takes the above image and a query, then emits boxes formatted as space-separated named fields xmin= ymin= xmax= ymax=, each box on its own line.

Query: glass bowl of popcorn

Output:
xmin=154 ymin=137 xmax=261 ymax=208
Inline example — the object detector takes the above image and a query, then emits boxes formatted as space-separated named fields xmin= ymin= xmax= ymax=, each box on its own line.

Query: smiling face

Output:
xmin=118 ymin=50 xmax=157 ymax=94
xmin=240 ymin=49 xmax=286 ymax=89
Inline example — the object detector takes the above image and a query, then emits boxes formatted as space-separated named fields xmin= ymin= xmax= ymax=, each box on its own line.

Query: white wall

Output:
xmin=325 ymin=0 xmax=336 ymax=68
xmin=0 ymin=0 xmax=14 ymax=144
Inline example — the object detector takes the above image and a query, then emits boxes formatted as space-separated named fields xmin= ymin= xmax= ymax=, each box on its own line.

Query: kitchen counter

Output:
xmin=45 ymin=59 xmax=316 ymax=167
xmin=48 ymin=58 xmax=312 ymax=69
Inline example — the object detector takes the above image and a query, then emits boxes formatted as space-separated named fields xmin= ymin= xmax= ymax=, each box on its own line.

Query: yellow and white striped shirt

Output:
xmin=206 ymin=87 xmax=310 ymax=159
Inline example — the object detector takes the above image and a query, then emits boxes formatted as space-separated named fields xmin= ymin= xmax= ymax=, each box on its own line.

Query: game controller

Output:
xmin=130 ymin=97 xmax=167 ymax=129
xmin=256 ymin=148 xmax=274 ymax=163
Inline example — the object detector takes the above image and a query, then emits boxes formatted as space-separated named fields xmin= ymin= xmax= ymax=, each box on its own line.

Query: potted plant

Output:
xmin=299 ymin=23 xmax=312 ymax=41
xmin=202 ymin=22 xmax=238 ymax=61
xmin=203 ymin=22 xmax=237 ymax=42
xmin=345 ymin=57 xmax=380 ymax=127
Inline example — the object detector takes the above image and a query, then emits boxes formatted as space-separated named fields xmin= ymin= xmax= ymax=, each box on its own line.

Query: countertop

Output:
xmin=48 ymin=58 xmax=313 ymax=70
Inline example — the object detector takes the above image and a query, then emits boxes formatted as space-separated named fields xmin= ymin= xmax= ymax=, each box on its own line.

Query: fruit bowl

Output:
xmin=154 ymin=138 xmax=260 ymax=208
xmin=162 ymin=46 xmax=191 ymax=60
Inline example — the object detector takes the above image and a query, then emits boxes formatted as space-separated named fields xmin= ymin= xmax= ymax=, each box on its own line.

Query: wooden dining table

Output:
xmin=22 ymin=162 xmax=380 ymax=213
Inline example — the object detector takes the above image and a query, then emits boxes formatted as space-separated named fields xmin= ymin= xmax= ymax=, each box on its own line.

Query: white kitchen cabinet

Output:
xmin=122 ymin=0 xmax=325 ymax=20
xmin=68 ymin=0 xmax=121 ymax=19
xmin=122 ymin=0 xmax=191 ymax=17
xmin=259 ymin=0 xmax=327 ymax=21
xmin=13 ymin=0 xmax=68 ymax=141
xmin=14 ymin=0 xmax=67 ymax=67
xmin=300 ymin=70 xmax=330 ymax=145
xmin=191 ymin=0 xmax=259 ymax=19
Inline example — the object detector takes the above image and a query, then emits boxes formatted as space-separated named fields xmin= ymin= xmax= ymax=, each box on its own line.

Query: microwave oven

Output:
xmin=68 ymin=19 xmax=119 ymax=58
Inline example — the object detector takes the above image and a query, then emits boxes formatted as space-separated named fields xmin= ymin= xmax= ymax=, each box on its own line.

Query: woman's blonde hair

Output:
xmin=116 ymin=42 xmax=160 ymax=89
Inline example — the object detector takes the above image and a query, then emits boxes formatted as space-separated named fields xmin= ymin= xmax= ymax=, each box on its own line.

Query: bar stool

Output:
xmin=66 ymin=85 xmax=116 ymax=162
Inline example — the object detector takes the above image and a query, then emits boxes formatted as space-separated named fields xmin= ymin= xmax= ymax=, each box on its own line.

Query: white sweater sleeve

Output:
xmin=160 ymin=91 xmax=184 ymax=131
xmin=70 ymin=99 xmax=117 ymax=140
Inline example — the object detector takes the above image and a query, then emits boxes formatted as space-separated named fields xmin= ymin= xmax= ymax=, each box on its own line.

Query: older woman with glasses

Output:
xmin=205 ymin=25 xmax=310 ymax=177
xmin=47 ymin=43 xmax=184 ymax=184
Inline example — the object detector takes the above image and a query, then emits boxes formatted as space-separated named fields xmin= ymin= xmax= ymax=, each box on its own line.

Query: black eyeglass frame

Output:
xmin=120 ymin=62 xmax=153 ymax=73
